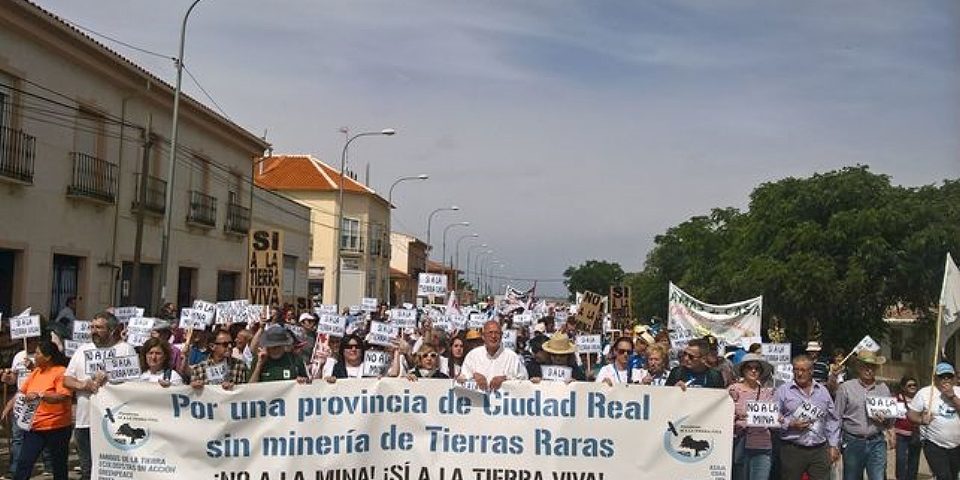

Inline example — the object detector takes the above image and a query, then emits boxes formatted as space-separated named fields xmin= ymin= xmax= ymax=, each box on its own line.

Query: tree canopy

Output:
xmin=629 ymin=166 xmax=960 ymax=350
xmin=563 ymin=260 xmax=625 ymax=301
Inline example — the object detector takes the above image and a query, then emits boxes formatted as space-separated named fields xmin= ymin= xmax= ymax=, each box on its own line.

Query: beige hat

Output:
xmin=542 ymin=332 xmax=576 ymax=355
xmin=805 ymin=341 xmax=822 ymax=352
xmin=856 ymin=350 xmax=887 ymax=365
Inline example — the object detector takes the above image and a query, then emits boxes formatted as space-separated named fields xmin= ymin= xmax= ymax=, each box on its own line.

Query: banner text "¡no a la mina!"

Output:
xmin=248 ymin=230 xmax=283 ymax=305
xmin=92 ymin=380 xmax=733 ymax=480
xmin=668 ymin=282 xmax=762 ymax=349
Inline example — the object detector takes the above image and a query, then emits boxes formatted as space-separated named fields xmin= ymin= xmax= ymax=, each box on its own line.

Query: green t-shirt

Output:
xmin=253 ymin=352 xmax=307 ymax=382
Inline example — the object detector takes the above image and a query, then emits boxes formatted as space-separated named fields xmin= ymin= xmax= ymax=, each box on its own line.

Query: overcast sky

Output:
xmin=33 ymin=0 xmax=960 ymax=296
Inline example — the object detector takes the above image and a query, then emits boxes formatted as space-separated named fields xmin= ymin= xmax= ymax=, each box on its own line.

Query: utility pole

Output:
xmin=131 ymin=116 xmax=153 ymax=311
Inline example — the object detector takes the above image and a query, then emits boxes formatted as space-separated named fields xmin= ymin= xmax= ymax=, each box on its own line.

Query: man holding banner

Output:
xmin=63 ymin=311 xmax=136 ymax=480
xmin=459 ymin=320 xmax=528 ymax=391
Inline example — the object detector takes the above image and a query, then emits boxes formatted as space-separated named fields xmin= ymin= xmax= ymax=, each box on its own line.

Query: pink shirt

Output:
xmin=729 ymin=382 xmax=776 ymax=450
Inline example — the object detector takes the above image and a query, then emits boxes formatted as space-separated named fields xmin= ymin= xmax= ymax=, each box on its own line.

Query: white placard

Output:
xmin=191 ymin=300 xmax=216 ymax=325
xmin=448 ymin=314 xmax=466 ymax=331
xmin=433 ymin=315 xmax=451 ymax=332
xmin=576 ymin=335 xmax=602 ymax=354
xmin=114 ymin=306 xmax=145 ymax=324
xmin=794 ymin=401 xmax=825 ymax=423
xmin=317 ymin=315 xmax=346 ymax=337
xmin=205 ymin=362 xmax=228 ymax=385
xmin=349 ymin=305 xmax=362 ymax=316
xmin=104 ymin=355 xmax=142 ymax=381
xmin=314 ymin=304 xmax=338 ymax=315
xmin=745 ymin=401 xmax=780 ymax=427
xmin=362 ymin=350 xmax=391 ymax=377
xmin=502 ymin=329 xmax=517 ymax=351
xmin=554 ymin=311 xmax=569 ymax=323
xmin=513 ymin=313 xmax=533 ymax=326
xmin=774 ymin=364 xmax=794 ymax=383
xmin=367 ymin=321 xmax=398 ymax=347
xmin=468 ymin=313 xmax=486 ymax=330
xmin=390 ymin=309 xmax=417 ymax=329
xmin=13 ymin=393 xmax=38 ymax=431
xmin=417 ymin=273 xmax=448 ymax=297
xmin=761 ymin=343 xmax=791 ymax=365
xmin=362 ymin=298 xmax=379 ymax=312
xmin=180 ymin=308 xmax=206 ymax=330
xmin=541 ymin=365 xmax=573 ymax=383
xmin=125 ymin=317 xmax=155 ymax=347
xmin=73 ymin=320 xmax=92 ymax=342
xmin=83 ymin=347 xmax=120 ymax=375
xmin=64 ymin=340 xmax=80 ymax=358
xmin=246 ymin=304 xmax=269 ymax=324
xmin=216 ymin=300 xmax=249 ymax=324
xmin=10 ymin=314 xmax=41 ymax=340
xmin=866 ymin=396 xmax=899 ymax=419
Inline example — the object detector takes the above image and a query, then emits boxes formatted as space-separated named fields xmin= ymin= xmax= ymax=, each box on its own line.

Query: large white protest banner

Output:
xmin=668 ymin=283 xmax=762 ymax=348
xmin=92 ymin=380 xmax=733 ymax=480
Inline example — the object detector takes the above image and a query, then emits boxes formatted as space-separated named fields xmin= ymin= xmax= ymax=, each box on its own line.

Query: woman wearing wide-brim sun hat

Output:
xmin=728 ymin=353 xmax=776 ymax=480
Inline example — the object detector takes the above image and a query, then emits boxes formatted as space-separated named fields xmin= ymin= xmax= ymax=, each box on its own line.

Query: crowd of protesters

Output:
xmin=0 ymin=300 xmax=956 ymax=480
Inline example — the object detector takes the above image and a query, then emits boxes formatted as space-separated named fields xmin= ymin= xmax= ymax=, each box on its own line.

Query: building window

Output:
xmin=217 ymin=271 xmax=240 ymax=301
xmin=74 ymin=108 xmax=105 ymax=159
xmin=369 ymin=224 xmax=386 ymax=256
xmin=0 ymin=71 xmax=13 ymax=130
xmin=367 ymin=263 xmax=378 ymax=297
xmin=341 ymin=218 xmax=361 ymax=251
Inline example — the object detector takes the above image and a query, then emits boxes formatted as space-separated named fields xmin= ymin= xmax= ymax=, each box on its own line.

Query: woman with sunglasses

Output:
xmin=324 ymin=334 xmax=368 ymax=381
xmin=405 ymin=344 xmax=449 ymax=380
xmin=595 ymin=336 xmax=644 ymax=386
xmin=728 ymin=353 xmax=775 ymax=480
xmin=894 ymin=376 xmax=921 ymax=480
xmin=907 ymin=362 xmax=960 ymax=480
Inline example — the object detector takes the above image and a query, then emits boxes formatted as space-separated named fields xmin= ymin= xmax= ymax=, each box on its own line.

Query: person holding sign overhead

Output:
xmin=64 ymin=311 xmax=136 ymax=480
xmin=188 ymin=329 xmax=249 ymax=390
xmin=458 ymin=320 xmax=528 ymax=391
xmin=906 ymin=362 xmax=960 ymax=480
xmin=774 ymin=354 xmax=841 ymax=480
xmin=728 ymin=353 xmax=775 ymax=480
xmin=528 ymin=332 xmax=586 ymax=383
xmin=14 ymin=339 xmax=72 ymax=480
xmin=834 ymin=350 xmax=893 ymax=480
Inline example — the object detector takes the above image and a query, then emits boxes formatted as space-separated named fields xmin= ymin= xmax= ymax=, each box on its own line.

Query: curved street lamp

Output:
xmin=335 ymin=128 xmax=396 ymax=307
xmin=441 ymin=221 xmax=470 ymax=278
xmin=425 ymin=205 xmax=459 ymax=270
xmin=465 ymin=243 xmax=488 ymax=295
xmin=387 ymin=174 xmax=428 ymax=209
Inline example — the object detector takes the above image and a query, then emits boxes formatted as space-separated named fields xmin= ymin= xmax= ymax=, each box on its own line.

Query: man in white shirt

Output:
xmin=458 ymin=320 xmax=527 ymax=391
xmin=64 ymin=311 xmax=137 ymax=480
xmin=908 ymin=362 xmax=960 ymax=480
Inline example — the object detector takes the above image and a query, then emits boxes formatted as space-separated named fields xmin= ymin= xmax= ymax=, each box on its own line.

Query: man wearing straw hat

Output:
xmin=907 ymin=362 xmax=960 ymax=480
xmin=834 ymin=350 xmax=893 ymax=480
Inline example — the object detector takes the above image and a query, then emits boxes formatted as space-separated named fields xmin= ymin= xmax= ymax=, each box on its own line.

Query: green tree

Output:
xmin=630 ymin=166 xmax=960 ymax=350
xmin=563 ymin=260 xmax=625 ymax=301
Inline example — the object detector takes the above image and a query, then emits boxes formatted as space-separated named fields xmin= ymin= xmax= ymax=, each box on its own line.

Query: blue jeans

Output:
xmin=14 ymin=426 xmax=71 ymax=480
xmin=842 ymin=432 xmax=886 ymax=480
xmin=895 ymin=434 xmax=920 ymax=480
xmin=736 ymin=448 xmax=772 ymax=480
xmin=8 ymin=419 xmax=55 ymax=476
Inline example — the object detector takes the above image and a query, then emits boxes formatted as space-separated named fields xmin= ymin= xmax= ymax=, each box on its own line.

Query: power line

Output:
xmin=182 ymin=65 xmax=230 ymax=120
xmin=60 ymin=18 xmax=175 ymax=61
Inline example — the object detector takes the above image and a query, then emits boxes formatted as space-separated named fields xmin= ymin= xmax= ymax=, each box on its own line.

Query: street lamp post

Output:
xmin=441 ymin=221 xmax=469 ymax=283
xmin=158 ymin=0 xmax=203 ymax=307
xmin=488 ymin=262 xmax=505 ymax=297
xmin=385 ymin=173 xmax=427 ymax=305
xmin=387 ymin=174 xmax=428 ymax=209
xmin=454 ymin=233 xmax=479 ymax=293
xmin=465 ymin=244 xmax=487 ymax=300
xmin=475 ymin=250 xmax=493 ymax=299
xmin=425 ymin=206 xmax=459 ymax=270
xmin=335 ymin=128 xmax=396 ymax=308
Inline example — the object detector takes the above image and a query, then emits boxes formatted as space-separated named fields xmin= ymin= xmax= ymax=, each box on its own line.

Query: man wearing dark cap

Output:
xmin=250 ymin=324 xmax=308 ymax=383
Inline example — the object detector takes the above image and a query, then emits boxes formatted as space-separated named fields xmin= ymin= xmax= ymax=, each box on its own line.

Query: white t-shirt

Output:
xmin=65 ymin=341 xmax=137 ymax=428
xmin=10 ymin=351 xmax=33 ymax=389
xmin=594 ymin=364 xmax=646 ymax=385
xmin=321 ymin=359 xmax=365 ymax=379
xmin=459 ymin=346 xmax=528 ymax=381
xmin=137 ymin=369 xmax=184 ymax=386
xmin=908 ymin=385 xmax=960 ymax=449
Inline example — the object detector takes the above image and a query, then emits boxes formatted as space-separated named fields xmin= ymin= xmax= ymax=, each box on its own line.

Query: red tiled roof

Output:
xmin=426 ymin=260 xmax=458 ymax=274
xmin=254 ymin=155 xmax=376 ymax=194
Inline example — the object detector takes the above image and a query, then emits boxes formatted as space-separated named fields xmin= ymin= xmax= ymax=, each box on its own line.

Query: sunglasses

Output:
xmin=213 ymin=341 xmax=232 ymax=347
xmin=616 ymin=349 xmax=633 ymax=355
xmin=420 ymin=352 xmax=439 ymax=359
xmin=939 ymin=374 xmax=955 ymax=380
xmin=743 ymin=364 xmax=762 ymax=371
xmin=905 ymin=383 xmax=918 ymax=388
xmin=682 ymin=351 xmax=701 ymax=359
xmin=344 ymin=344 xmax=361 ymax=350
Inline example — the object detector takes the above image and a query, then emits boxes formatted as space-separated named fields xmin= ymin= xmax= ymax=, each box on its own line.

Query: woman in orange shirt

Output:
xmin=15 ymin=339 xmax=72 ymax=480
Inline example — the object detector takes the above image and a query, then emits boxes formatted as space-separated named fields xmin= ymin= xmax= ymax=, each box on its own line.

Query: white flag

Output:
xmin=939 ymin=253 xmax=960 ymax=352
xmin=853 ymin=335 xmax=880 ymax=353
